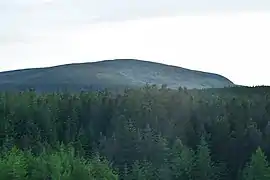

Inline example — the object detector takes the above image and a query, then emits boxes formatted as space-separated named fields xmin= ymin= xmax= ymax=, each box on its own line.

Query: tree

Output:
xmin=170 ymin=138 xmax=194 ymax=180
xmin=129 ymin=160 xmax=155 ymax=180
xmin=242 ymin=147 xmax=270 ymax=180
xmin=193 ymin=137 xmax=216 ymax=180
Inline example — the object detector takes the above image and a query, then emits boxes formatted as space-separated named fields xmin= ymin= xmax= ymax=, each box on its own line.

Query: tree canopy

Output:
xmin=0 ymin=85 xmax=270 ymax=179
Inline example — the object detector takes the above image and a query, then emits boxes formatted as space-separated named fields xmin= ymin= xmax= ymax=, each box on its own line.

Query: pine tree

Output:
xmin=193 ymin=137 xmax=216 ymax=180
xmin=170 ymin=138 xmax=194 ymax=180
xmin=242 ymin=147 xmax=270 ymax=180
xmin=129 ymin=160 xmax=155 ymax=180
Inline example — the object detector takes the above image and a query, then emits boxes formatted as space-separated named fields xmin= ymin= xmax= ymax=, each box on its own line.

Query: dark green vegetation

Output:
xmin=0 ymin=146 xmax=117 ymax=180
xmin=0 ymin=85 xmax=270 ymax=179
xmin=0 ymin=59 xmax=234 ymax=91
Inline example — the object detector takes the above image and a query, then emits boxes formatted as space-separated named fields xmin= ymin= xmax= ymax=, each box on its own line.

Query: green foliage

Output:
xmin=242 ymin=147 xmax=270 ymax=180
xmin=0 ymin=147 xmax=28 ymax=180
xmin=129 ymin=160 xmax=156 ymax=180
xmin=193 ymin=137 xmax=216 ymax=180
xmin=0 ymin=146 xmax=118 ymax=180
xmin=0 ymin=85 xmax=270 ymax=179
xmin=170 ymin=138 xmax=194 ymax=180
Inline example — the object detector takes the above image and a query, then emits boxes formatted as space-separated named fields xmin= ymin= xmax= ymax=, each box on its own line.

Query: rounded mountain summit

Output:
xmin=0 ymin=59 xmax=234 ymax=92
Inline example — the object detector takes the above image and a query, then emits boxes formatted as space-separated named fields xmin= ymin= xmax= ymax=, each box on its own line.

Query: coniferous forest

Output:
xmin=1 ymin=85 xmax=270 ymax=179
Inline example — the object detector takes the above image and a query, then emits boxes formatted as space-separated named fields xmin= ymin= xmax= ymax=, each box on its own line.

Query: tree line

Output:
xmin=0 ymin=85 xmax=270 ymax=179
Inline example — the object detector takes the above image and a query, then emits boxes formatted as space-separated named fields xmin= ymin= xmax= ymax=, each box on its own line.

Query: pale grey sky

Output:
xmin=1 ymin=0 xmax=270 ymax=86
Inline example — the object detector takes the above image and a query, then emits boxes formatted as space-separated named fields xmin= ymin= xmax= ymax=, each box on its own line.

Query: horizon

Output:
xmin=1 ymin=0 xmax=270 ymax=86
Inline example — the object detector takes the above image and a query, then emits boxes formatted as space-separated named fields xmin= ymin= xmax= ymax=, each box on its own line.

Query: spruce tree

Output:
xmin=170 ymin=138 xmax=194 ymax=180
xmin=242 ymin=147 xmax=270 ymax=180
xmin=193 ymin=137 xmax=216 ymax=180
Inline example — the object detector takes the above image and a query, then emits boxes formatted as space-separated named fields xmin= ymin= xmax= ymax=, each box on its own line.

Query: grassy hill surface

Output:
xmin=0 ymin=59 xmax=234 ymax=91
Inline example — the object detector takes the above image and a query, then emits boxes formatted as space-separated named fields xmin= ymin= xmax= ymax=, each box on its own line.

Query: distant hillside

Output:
xmin=0 ymin=59 xmax=234 ymax=92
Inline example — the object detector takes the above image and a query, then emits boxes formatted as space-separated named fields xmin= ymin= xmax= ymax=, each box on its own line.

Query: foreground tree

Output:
xmin=193 ymin=137 xmax=217 ymax=180
xmin=0 ymin=146 xmax=118 ymax=180
xmin=170 ymin=138 xmax=194 ymax=180
xmin=242 ymin=147 xmax=270 ymax=180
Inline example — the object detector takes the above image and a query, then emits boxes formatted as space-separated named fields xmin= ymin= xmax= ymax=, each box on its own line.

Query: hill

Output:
xmin=0 ymin=59 xmax=234 ymax=91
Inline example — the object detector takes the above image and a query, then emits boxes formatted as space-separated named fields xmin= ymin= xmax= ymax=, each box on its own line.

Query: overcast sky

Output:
xmin=1 ymin=0 xmax=270 ymax=86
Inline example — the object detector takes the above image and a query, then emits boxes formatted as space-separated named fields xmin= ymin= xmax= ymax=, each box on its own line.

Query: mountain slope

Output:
xmin=0 ymin=59 xmax=234 ymax=91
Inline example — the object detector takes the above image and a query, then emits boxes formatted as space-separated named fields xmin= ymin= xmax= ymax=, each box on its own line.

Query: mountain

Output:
xmin=0 ymin=59 xmax=234 ymax=92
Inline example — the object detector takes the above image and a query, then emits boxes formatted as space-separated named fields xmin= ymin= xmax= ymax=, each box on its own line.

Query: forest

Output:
xmin=0 ymin=85 xmax=270 ymax=179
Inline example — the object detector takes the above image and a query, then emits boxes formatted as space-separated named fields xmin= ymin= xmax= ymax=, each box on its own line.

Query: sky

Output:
xmin=1 ymin=0 xmax=270 ymax=86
